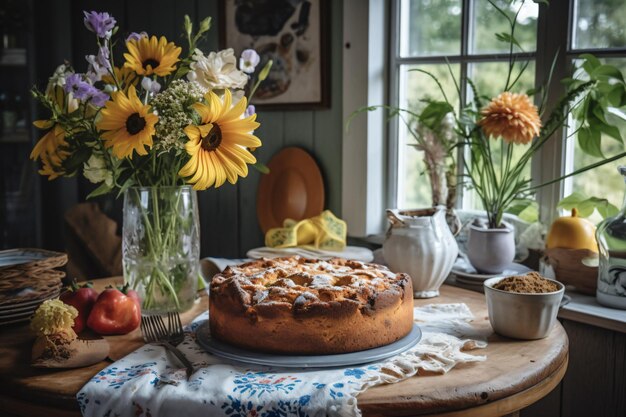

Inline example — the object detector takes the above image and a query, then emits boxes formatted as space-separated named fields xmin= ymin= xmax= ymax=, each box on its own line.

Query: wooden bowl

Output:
xmin=543 ymin=248 xmax=598 ymax=295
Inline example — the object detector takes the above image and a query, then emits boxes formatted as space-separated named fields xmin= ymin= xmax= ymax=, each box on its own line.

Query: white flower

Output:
xmin=45 ymin=65 xmax=79 ymax=112
xmin=186 ymin=48 xmax=248 ymax=91
xmin=83 ymin=155 xmax=113 ymax=186
xmin=47 ymin=64 xmax=72 ymax=90
xmin=231 ymin=89 xmax=245 ymax=105
xmin=239 ymin=49 xmax=260 ymax=74
xmin=141 ymin=77 xmax=161 ymax=94
xmin=85 ymin=54 xmax=109 ymax=83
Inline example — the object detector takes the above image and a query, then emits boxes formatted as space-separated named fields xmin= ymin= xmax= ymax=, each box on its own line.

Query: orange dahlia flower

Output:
xmin=478 ymin=92 xmax=541 ymax=145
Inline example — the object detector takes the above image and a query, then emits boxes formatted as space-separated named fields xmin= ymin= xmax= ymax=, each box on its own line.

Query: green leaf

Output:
xmin=526 ymin=87 xmax=540 ymax=97
xmin=116 ymin=177 xmax=135 ymax=199
xmin=62 ymin=146 xmax=92 ymax=174
xmin=592 ymin=64 xmax=625 ymax=83
xmin=86 ymin=182 xmax=113 ymax=199
xmin=252 ymin=162 xmax=270 ymax=174
xmin=597 ymin=122 xmax=622 ymax=143
xmin=557 ymin=192 xmax=619 ymax=219
xmin=577 ymin=126 xmax=604 ymax=158
xmin=495 ymin=32 xmax=521 ymax=48
xmin=419 ymin=101 xmax=453 ymax=130
xmin=579 ymin=54 xmax=602 ymax=73
xmin=594 ymin=199 xmax=620 ymax=219
xmin=607 ymin=85 xmax=625 ymax=107
xmin=506 ymin=199 xmax=539 ymax=223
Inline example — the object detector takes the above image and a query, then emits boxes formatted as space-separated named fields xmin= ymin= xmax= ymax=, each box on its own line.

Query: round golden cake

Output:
xmin=209 ymin=256 xmax=414 ymax=354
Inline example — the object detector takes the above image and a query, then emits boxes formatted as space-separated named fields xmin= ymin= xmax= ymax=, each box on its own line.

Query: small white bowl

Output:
xmin=484 ymin=276 xmax=564 ymax=340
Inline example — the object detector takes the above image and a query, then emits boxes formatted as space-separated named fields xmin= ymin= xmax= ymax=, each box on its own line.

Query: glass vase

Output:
xmin=122 ymin=186 xmax=200 ymax=313
xmin=596 ymin=166 xmax=626 ymax=310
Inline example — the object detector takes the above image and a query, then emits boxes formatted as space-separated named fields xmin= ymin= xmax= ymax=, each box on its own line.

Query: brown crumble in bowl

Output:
xmin=492 ymin=272 xmax=560 ymax=294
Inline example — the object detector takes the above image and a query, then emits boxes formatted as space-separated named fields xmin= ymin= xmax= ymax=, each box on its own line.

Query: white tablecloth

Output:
xmin=78 ymin=303 xmax=487 ymax=417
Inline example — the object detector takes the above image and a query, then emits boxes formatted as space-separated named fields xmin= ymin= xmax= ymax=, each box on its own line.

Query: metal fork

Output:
xmin=141 ymin=312 xmax=194 ymax=378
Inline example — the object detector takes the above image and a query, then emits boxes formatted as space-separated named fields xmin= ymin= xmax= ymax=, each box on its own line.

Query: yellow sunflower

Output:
xmin=179 ymin=89 xmax=261 ymax=190
xmin=102 ymin=66 xmax=139 ymax=91
xmin=31 ymin=121 xmax=66 ymax=159
xmin=30 ymin=121 xmax=69 ymax=179
xmin=123 ymin=36 xmax=181 ymax=77
xmin=478 ymin=92 xmax=541 ymax=145
xmin=96 ymin=85 xmax=158 ymax=159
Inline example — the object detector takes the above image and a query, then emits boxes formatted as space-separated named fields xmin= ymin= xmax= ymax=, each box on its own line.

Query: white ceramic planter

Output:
xmin=467 ymin=222 xmax=515 ymax=274
xmin=383 ymin=207 xmax=458 ymax=298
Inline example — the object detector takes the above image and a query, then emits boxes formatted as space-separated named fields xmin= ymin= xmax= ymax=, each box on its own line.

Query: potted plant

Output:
xmin=409 ymin=1 xmax=626 ymax=273
xmin=29 ymin=11 xmax=271 ymax=313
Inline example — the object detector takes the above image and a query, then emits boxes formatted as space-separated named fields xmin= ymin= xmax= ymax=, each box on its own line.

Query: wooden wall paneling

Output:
xmin=34 ymin=0 xmax=80 ymax=251
xmin=520 ymin=385 xmax=561 ymax=417
xmin=125 ymin=0 xmax=168 ymax=37
xmin=612 ymin=330 xmax=626 ymax=414
xmin=561 ymin=320 xmax=618 ymax=417
xmin=198 ymin=186 xmax=239 ymax=258
xmin=238 ymin=112 xmax=286 ymax=254
xmin=193 ymin=0 xmax=242 ymax=259
xmin=196 ymin=0 xmax=219 ymax=51
xmin=313 ymin=0 xmax=343 ymax=216
xmin=283 ymin=111 xmax=315 ymax=150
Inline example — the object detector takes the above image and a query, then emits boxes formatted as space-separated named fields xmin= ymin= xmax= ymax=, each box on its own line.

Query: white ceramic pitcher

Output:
xmin=383 ymin=207 xmax=459 ymax=298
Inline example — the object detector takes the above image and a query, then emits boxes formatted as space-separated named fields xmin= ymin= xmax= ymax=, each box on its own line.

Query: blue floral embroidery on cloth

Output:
xmin=344 ymin=368 xmax=366 ymax=379
xmin=221 ymin=395 xmax=312 ymax=417
xmin=91 ymin=362 xmax=158 ymax=389
xmin=233 ymin=372 xmax=302 ymax=398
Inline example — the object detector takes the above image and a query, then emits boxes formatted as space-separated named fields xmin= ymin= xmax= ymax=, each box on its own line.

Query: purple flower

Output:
xmin=244 ymin=104 xmax=256 ymax=118
xmin=126 ymin=31 xmax=148 ymax=43
xmin=64 ymin=74 xmax=88 ymax=96
xmin=89 ymin=90 xmax=109 ymax=107
xmin=63 ymin=74 xmax=109 ymax=106
xmin=97 ymin=46 xmax=111 ymax=69
xmin=83 ymin=11 xmax=116 ymax=39
xmin=85 ymin=45 xmax=111 ymax=83
xmin=240 ymin=49 xmax=260 ymax=74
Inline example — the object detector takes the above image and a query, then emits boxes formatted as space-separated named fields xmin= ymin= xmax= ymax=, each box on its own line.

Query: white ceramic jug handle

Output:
xmin=431 ymin=214 xmax=441 ymax=241
xmin=386 ymin=209 xmax=405 ymax=227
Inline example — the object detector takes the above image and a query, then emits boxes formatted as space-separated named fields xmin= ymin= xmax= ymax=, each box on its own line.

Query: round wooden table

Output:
xmin=0 ymin=280 xmax=568 ymax=417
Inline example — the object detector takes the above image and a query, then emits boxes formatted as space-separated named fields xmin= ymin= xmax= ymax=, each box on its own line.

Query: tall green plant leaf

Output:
xmin=577 ymin=126 xmax=604 ymax=158
xmin=558 ymin=191 xmax=619 ymax=219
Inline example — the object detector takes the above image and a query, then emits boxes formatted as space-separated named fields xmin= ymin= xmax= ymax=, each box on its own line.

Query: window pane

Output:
xmin=565 ymin=58 xmax=626 ymax=223
xmin=399 ymin=0 xmax=461 ymax=57
xmin=397 ymin=64 xmax=460 ymax=209
xmin=573 ymin=0 xmax=626 ymax=49
xmin=463 ymin=61 xmax=536 ymax=210
xmin=472 ymin=0 xmax=538 ymax=54
xmin=470 ymin=60 xmax=536 ymax=98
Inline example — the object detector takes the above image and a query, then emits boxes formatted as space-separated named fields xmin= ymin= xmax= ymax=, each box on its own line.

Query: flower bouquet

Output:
xmin=391 ymin=1 xmax=626 ymax=273
xmin=30 ymin=11 xmax=271 ymax=312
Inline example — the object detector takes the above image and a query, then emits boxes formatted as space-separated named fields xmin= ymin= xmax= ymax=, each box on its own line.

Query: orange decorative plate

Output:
xmin=257 ymin=147 xmax=325 ymax=233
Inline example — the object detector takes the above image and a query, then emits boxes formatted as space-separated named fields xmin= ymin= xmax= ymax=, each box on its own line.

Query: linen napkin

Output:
xmin=78 ymin=303 xmax=487 ymax=417
xmin=265 ymin=210 xmax=347 ymax=250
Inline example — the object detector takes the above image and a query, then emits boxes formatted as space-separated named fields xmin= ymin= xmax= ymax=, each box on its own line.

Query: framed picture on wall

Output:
xmin=219 ymin=0 xmax=330 ymax=110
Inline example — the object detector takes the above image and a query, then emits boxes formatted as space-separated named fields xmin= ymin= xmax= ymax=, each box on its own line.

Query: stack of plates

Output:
xmin=451 ymin=255 xmax=532 ymax=286
xmin=247 ymin=246 xmax=374 ymax=263
xmin=0 ymin=249 xmax=67 ymax=326
xmin=0 ymin=290 xmax=61 ymax=326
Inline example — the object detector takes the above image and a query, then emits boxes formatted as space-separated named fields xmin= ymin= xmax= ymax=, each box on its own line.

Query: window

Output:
xmin=390 ymin=0 xmax=538 ymax=210
xmin=390 ymin=0 xmax=626 ymax=222
xmin=564 ymin=0 xmax=626 ymax=222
